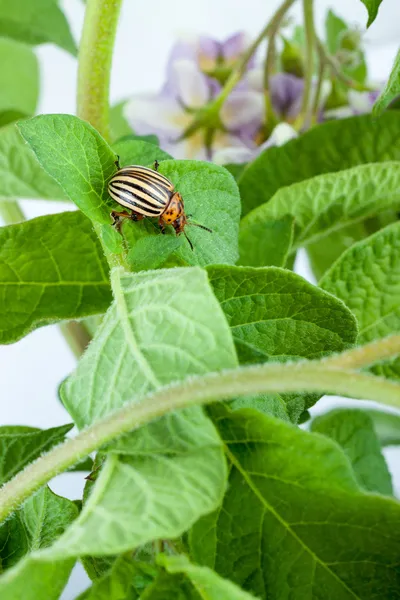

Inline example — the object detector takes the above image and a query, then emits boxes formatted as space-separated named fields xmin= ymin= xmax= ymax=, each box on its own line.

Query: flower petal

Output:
xmin=222 ymin=32 xmax=251 ymax=65
xmin=270 ymin=73 xmax=304 ymax=119
xmin=262 ymin=122 xmax=298 ymax=149
xmin=197 ymin=36 xmax=221 ymax=72
xmin=246 ymin=67 xmax=263 ymax=93
xmin=170 ymin=59 xmax=210 ymax=108
xmin=221 ymin=90 xmax=264 ymax=131
xmin=124 ymin=94 xmax=191 ymax=140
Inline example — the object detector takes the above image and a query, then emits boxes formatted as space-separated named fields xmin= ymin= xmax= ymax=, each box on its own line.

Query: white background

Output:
xmin=0 ymin=1 xmax=399 ymax=597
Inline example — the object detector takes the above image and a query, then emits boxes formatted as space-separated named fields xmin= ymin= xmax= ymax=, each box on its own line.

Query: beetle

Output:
xmin=108 ymin=158 xmax=212 ymax=250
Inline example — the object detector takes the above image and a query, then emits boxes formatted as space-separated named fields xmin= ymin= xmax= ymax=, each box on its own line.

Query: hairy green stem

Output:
xmin=323 ymin=335 xmax=400 ymax=370
xmin=77 ymin=0 xmax=123 ymax=141
xmin=298 ymin=0 xmax=315 ymax=128
xmin=1 ymin=340 xmax=400 ymax=522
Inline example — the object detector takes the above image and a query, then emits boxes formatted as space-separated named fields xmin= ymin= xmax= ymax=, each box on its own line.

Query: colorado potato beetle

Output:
xmin=108 ymin=158 xmax=212 ymax=249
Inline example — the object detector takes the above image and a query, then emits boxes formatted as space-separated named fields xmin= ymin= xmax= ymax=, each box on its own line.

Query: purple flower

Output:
xmin=247 ymin=69 xmax=305 ymax=121
xmin=124 ymin=33 xmax=262 ymax=160
xmin=323 ymin=88 xmax=381 ymax=119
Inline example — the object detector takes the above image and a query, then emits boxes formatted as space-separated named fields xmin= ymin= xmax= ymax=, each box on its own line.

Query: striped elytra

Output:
xmin=108 ymin=160 xmax=213 ymax=249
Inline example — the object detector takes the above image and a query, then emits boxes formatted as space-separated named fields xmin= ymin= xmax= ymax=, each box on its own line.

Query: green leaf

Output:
xmin=77 ymin=556 xmax=157 ymax=599
xmin=153 ymin=554 xmax=258 ymax=599
xmin=0 ymin=123 xmax=66 ymax=201
xmin=191 ymin=407 xmax=400 ymax=599
xmin=0 ymin=38 xmax=38 ymax=116
xmin=113 ymin=138 xmax=172 ymax=167
xmin=0 ymin=487 xmax=78 ymax=599
xmin=207 ymin=265 xmax=357 ymax=421
xmin=320 ymin=222 xmax=400 ymax=379
xmin=241 ymin=163 xmax=400 ymax=252
xmin=238 ymin=112 xmax=400 ymax=215
xmin=0 ymin=423 xmax=72 ymax=485
xmin=0 ymin=0 xmax=77 ymax=55
xmin=364 ymin=409 xmax=400 ymax=446
xmin=238 ymin=214 xmax=294 ymax=267
xmin=373 ymin=49 xmax=400 ymax=115
xmin=311 ymin=408 xmax=393 ymax=494
xmin=52 ymin=267 xmax=237 ymax=557
xmin=0 ymin=211 xmax=112 ymax=343
xmin=325 ymin=9 xmax=347 ymax=54
xmin=125 ymin=161 xmax=241 ymax=268
xmin=18 ymin=115 xmax=116 ymax=224
xmin=127 ymin=234 xmax=182 ymax=272
xmin=360 ymin=0 xmax=383 ymax=26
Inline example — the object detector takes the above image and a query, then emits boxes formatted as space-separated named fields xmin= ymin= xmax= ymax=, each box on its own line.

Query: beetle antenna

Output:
xmin=189 ymin=221 xmax=213 ymax=233
xmin=184 ymin=231 xmax=194 ymax=251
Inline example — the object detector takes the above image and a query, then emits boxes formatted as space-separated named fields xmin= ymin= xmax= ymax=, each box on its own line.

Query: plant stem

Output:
xmin=77 ymin=0 xmax=123 ymax=141
xmin=298 ymin=0 xmax=315 ymax=129
xmin=1 ymin=338 xmax=400 ymax=522
xmin=323 ymin=335 xmax=400 ymax=370
xmin=0 ymin=200 xmax=25 ymax=223
xmin=310 ymin=56 xmax=325 ymax=124
xmin=210 ymin=0 xmax=297 ymax=111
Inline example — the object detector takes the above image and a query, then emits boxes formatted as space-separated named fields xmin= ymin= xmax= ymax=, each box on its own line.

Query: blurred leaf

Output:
xmin=0 ymin=211 xmax=112 ymax=343
xmin=325 ymin=9 xmax=347 ymax=54
xmin=110 ymin=101 xmax=133 ymax=142
xmin=239 ymin=112 xmax=400 ymax=215
xmin=0 ymin=487 xmax=78 ymax=599
xmin=0 ymin=0 xmax=77 ymax=55
xmin=0 ymin=423 xmax=72 ymax=484
xmin=320 ymin=222 xmax=400 ymax=379
xmin=239 ymin=214 xmax=294 ymax=267
xmin=191 ymin=407 xmax=400 ymax=599
xmin=360 ymin=0 xmax=383 ymax=27
xmin=52 ymin=267 xmax=237 ymax=557
xmin=374 ymin=49 xmax=400 ymax=115
xmin=311 ymin=408 xmax=392 ymax=494
xmin=364 ymin=409 xmax=400 ymax=446
xmin=0 ymin=38 xmax=38 ymax=116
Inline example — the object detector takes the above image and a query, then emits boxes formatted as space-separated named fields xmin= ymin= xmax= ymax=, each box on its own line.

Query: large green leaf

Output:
xmin=0 ymin=0 xmax=77 ymax=55
xmin=191 ymin=407 xmax=400 ymax=599
xmin=18 ymin=115 xmax=116 ymax=224
xmin=238 ymin=112 xmax=400 ymax=215
xmin=0 ymin=123 xmax=65 ymax=201
xmin=311 ymin=409 xmax=392 ymax=495
xmin=51 ymin=267 xmax=237 ymax=557
xmin=320 ymin=222 xmax=400 ymax=379
xmin=360 ymin=0 xmax=383 ymax=27
xmin=0 ymin=211 xmax=112 ymax=343
xmin=0 ymin=38 xmax=38 ymax=116
xmin=374 ymin=49 xmax=400 ymax=115
xmin=0 ymin=423 xmax=72 ymax=484
xmin=207 ymin=265 xmax=357 ymax=421
xmin=241 ymin=162 xmax=400 ymax=253
xmin=0 ymin=487 xmax=77 ymax=598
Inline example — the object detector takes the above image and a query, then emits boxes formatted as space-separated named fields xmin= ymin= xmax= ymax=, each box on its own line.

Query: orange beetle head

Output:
xmin=161 ymin=192 xmax=187 ymax=233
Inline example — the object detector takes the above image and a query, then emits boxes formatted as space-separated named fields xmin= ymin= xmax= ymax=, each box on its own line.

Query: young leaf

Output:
xmin=241 ymin=162 xmax=400 ymax=252
xmin=0 ymin=38 xmax=38 ymax=116
xmin=0 ymin=487 xmax=78 ymax=599
xmin=0 ymin=123 xmax=65 ymax=201
xmin=0 ymin=211 xmax=112 ymax=343
xmin=0 ymin=423 xmax=72 ymax=484
xmin=149 ymin=554 xmax=258 ymax=599
xmin=18 ymin=114 xmax=117 ymax=224
xmin=373 ymin=49 xmax=400 ymax=115
xmin=207 ymin=265 xmax=358 ymax=421
xmin=325 ymin=9 xmax=347 ymax=54
xmin=360 ymin=0 xmax=383 ymax=27
xmin=238 ymin=112 xmax=400 ymax=214
xmin=125 ymin=161 xmax=241 ymax=268
xmin=191 ymin=407 xmax=400 ymax=599
xmin=52 ymin=267 xmax=237 ymax=557
xmin=311 ymin=409 xmax=393 ymax=494
xmin=238 ymin=214 xmax=294 ymax=267
xmin=320 ymin=222 xmax=400 ymax=379
xmin=0 ymin=0 xmax=77 ymax=55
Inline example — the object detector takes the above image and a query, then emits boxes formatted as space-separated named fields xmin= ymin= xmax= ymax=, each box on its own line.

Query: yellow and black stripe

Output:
xmin=108 ymin=165 xmax=174 ymax=217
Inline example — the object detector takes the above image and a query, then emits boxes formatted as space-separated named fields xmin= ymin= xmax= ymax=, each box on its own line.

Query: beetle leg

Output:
xmin=158 ymin=216 xmax=166 ymax=234
xmin=153 ymin=159 xmax=159 ymax=172
xmin=111 ymin=210 xmax=144 ymax=234
xmin=114 ymin=155 xmax=120 ymax=170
